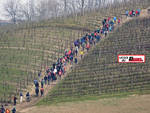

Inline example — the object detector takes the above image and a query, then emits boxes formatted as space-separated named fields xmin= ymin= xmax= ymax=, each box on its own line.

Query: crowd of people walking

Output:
xmin=126 ymin=9 xmax=141 ymax=17
xmin=0 ymin=9 xmax=141 ymax=113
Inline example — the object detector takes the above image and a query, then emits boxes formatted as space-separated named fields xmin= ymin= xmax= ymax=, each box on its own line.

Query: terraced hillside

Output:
xmin=0 ymin=26 xmax=85 ymax=103
xmin=0 ymin=0 xmax=150 ymax=104
xmin=39 ymin=17 xmax=150 ymax=105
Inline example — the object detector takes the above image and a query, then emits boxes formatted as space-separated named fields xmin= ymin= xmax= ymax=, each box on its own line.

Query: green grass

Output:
xmin=37 ymin=89 xmax=150 ymax=106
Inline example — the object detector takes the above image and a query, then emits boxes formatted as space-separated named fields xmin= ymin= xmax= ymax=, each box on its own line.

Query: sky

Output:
xmin=0 ymin=0 xmax=28 ymax=20
xmin=0 ymin=0 xmax=6 ymax=20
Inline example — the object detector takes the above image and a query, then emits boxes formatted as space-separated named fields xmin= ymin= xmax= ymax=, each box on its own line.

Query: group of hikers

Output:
xmin=0 ymin=8 xmax=141 ymax=113
xmin=125 ymin=9 xmax=141 ymax=17
xmin=26 ymin=14 xmax=122 ymax=103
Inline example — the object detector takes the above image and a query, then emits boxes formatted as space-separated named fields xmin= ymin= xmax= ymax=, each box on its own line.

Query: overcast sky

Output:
xmin=0 ymin=0 xmax=6 ymax=20
xmin=0 ymin=0 xmax=28 ymax=20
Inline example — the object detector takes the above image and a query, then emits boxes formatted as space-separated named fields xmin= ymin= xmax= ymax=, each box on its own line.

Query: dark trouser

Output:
xmin=14 ymin=100 xmax=16 ymax=105
xmin=87 ymin=48 xmax=89 ymax=52
xmin=35 ymin=89 xmax=39 ymax=96
xmin=36 ymin=92 xmax=39 ymax=96
xmin=48 ymin=80 xmax=50 ymax=85
xmin=41 ymin=84 xmax=43 ymax=88
xmin=41 ymin=91 xmax=43 ymax=96
xmin=44 ymin=80 xmax=47 ymax=85
xmin=75 ymin=51 xmax=78 ymax=56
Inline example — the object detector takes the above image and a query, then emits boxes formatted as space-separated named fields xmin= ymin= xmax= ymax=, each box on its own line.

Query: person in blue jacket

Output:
xmin=96 ymin=35 xmax=100 ymax=42
xmin=113 ymin=16 xmax=117 ymax=23
xmin=125 ymin=10 xmax=129 ymax=17
xmin=75 ymin=58 xmax=78 ymax=64
xmin=137 ymin=9 xmax=141 ymax=15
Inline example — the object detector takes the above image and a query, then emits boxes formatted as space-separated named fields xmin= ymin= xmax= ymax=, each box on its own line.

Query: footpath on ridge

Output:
xmin=13 ymin=7 xmax=150 ymax=113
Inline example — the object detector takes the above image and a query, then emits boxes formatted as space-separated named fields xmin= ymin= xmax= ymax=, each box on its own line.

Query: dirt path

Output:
xmin=13 ymin=7 xmax=150 ymax=112
xmin=15 ymin=40 xmax=88 ymax=111
xmin=15 ymin=61 xmax=73 ymax=111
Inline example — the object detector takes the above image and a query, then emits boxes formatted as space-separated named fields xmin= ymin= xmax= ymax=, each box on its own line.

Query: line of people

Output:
xmin=31 ymin=15 xmax=120 ymax=101
xmin=126 ymin=9 xmax=141 ymax=17
xmin=1 ymin=15 xmax=120 ymax=113
xmin=1 ymin=9 xmax=141 ymax=112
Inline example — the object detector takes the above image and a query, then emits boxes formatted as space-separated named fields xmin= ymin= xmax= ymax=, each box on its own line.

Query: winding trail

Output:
xmin=7 ymin=7 xmax=150 ymax=113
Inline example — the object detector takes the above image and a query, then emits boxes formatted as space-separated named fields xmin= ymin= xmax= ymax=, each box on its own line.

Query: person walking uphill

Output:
xmin=125 ymin=10 xmax=129 ymax=17
xmin=13 ymin=96 xmax=17 ymax=105
xmin=35 ymin=87 xmax=39 ymax=97
xmin=41 ymin=79 xmax=44 ymax=88
xmin=75 ymin=58 xmax=78 ymax=64
xmin=38 ymin=70 xmax=41 ymax=79
xmin=113 ymin=16 xmax=117 ymax=23
xmin=86 ymin=43 xmax=90 ymax=52
xmin=48 ymin=73 xmax=51 ymax=85
xmin=44 ymin=75 xmax=48 ymax=85
xmin=26 ymin=92 xmax=30 ymax=102
xmin=40 ymin=87 xmax=44 ymax=96
xmin=34 ymin=79 xmax=39 ymax=88
xmin=80 ymin=50 xmax=84 ymax=59
xmin=20 ymin=92 xmax=23 ymax=103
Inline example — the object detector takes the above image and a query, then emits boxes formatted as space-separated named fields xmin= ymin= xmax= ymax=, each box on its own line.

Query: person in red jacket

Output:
xmin=86 ymin=43 xmax=90 ymax=52
xmin=59 ymin=70 xmax=62 ymax=79
xmin=135 ymin=10 xmax=139 ymax=16
xmin=129 ymin=11 xmax=132 ymax=17
xmin=40 ymin=88 xmax=44 ymax=96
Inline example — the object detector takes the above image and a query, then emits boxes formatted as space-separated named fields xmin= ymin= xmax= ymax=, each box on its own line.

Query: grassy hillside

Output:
xmin=0 ymin=26 xmax=84 ymax=103
xmin=39 ymin=17 xmax=150 ymax=105
xmin=0 ymin=0 xmax=150 ymax=104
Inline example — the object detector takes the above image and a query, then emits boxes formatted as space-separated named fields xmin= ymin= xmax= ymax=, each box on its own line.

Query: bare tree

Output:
xmin=47 ymin=0 xmax=61 ymax=18
xmin=68 ymin=0 xmax=78 ymax=16
xmin=4 ymin=0 xmax=20 ymax=23
xmin=36 ymin=0 xmax=47 ymax=20
xmin=87 ymin=0 xmax=93 ymax=12
xmin=63 ymin=0 xmax=67 ymax=14
xmin=29 ymin=0 xmax=36 ymax=20
xmin=36 ymin=0 xmax=61 ymax=20
xmin=76 ymin=0 xmax=86 ymax=15
xmin=20 ymin=0 xmax=36 ymax=21
xmin=81 ymin=0 xmax=85 ymax=15
xmin=20 ymin=3 xmax=31 ymax=21
xmin=3 ymin=0 xmax=125 ymax=22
